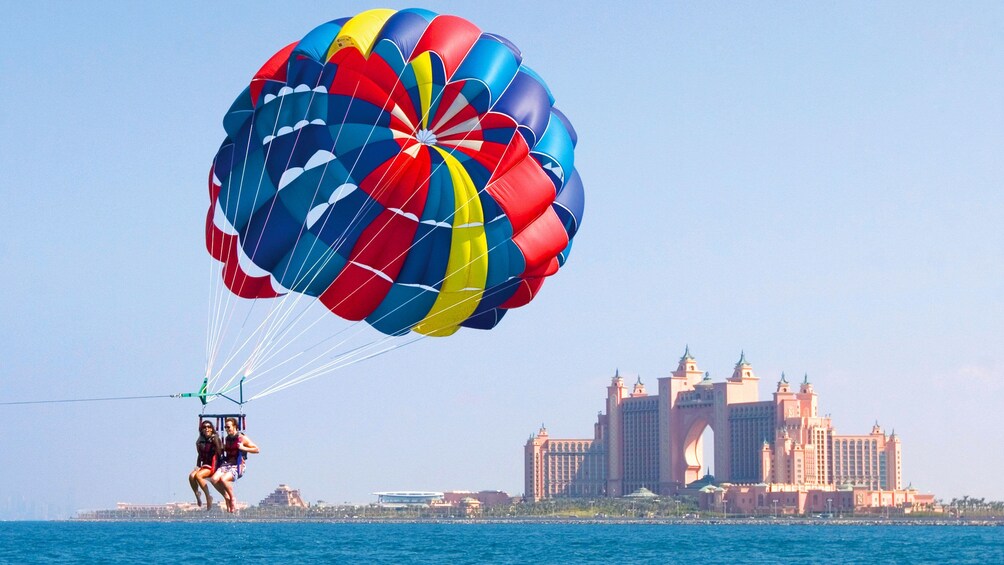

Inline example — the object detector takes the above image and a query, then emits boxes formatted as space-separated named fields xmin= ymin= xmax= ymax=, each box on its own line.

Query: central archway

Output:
xmin=681 ymin=417 xmax=714 ymax=485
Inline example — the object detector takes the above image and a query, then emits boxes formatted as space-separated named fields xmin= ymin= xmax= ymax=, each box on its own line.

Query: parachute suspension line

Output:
xmin=236 ymin=88 xmax=524 ymax=390
xmin=252 ymin=334 xmax=427 ymax=400
xmin=209 ymin=112 xmax=263 ymax=361
xmin=206 ymin=203 xmax=219 ymax=373
xmin=219 ymin=115 xmax=427 ymax=395
xmin=245 ymin=242 xmax=521 ymax=399
xmin=238 ymin=166 xmax=416 ymax=379
xmin=247 ymin=278 xmax=516 ymax=398
xmin=211 ymin=85 xmax=348 ymax=392
xmin=206 ymin=81 xmax=301 ymax=393
xmin=206 ymin=152 xmax=238 ymax=376
xmin=249 ymin=336 xmax=397 ymax=397
xmin=243 ymin=119 xmax=537 ymax=389
xmin=206 ymin=174 xmax=230 ymax=376
xmin=250 ymin=274 xmax=526 ymax=399
xmin=205 ymin=148 xmax=239 ymax=377
xmin=206 ymin=112 xmax=272 ymax=383
xmin=225 ymin=49 xmax=453 ymax=382
xmin=243 ymin=309 xmax=400 ymax=391
xmin=208 ymin=133 xmax=249 ymax=375
xmin=206 ymin=240 xmax=268 ymax=391
xmin=207 ymin=291 xmax=319 ymax=392
xmin=205 ymin=103 xmax=335 ymax=393
xmin=213 ymin=303 xmax=269 ymax=396
xmin=232 ymin=75 xmax=406 ymax=382
xmin=207 ymin=59 xmax=415 ymax=397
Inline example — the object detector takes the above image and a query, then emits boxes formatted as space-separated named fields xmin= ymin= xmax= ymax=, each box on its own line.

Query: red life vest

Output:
xmin=196 ymin=435 xmax=220 ymax=469
xmin=222 ymin=432 xmax=244 ymax=466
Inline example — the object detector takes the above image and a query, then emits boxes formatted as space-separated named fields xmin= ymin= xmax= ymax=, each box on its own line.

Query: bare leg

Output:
xmin=211 ymin=471 xmax=233 ymax=511
xmin=222 ymin=475 xmax=237 ymax=512
xmin=189 ymin=469 xmax=203 ymax=506
xmin=195 ymin=468 xmax=214 ymax=510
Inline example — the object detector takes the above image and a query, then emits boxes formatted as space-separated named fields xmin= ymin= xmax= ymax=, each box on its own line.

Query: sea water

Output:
xmin=0 ymin=522 xmax=1000 ymax=564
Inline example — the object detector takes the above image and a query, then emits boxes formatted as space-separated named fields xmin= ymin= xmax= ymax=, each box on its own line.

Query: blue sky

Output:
xmin=1 ymin=1 xmax=1001 ymax=518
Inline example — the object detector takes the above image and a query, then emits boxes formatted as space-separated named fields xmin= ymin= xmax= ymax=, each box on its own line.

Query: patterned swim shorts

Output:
xmin=217 ymin=464 xmax=243 ymax=481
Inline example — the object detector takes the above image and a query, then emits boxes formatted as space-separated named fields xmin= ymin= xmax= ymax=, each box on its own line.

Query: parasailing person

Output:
xmin=211 ymin=417 xmax=259 ymax=513
xmin=188 ymin=420 xmax=222 ymax=510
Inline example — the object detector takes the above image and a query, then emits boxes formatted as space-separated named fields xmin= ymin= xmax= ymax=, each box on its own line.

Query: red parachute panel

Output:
xmin=250 ymin=43 xmax=297 ymax=106
xmin=412 ymin=15 xmax=481 ymax=79
xmin=486 ymin=153 xmax=555 ymax=234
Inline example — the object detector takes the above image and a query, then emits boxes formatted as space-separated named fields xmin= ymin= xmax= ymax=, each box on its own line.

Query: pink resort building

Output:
xmin=524 ymin=347 xmax=935 ymax=514
xmin=259 ymin=484 xmax=309 ymax=508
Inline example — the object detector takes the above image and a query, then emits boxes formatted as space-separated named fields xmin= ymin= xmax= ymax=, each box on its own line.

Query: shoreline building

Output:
xmin=525 ymin=348 xmax=932 ymax=512
xmin=374 ymin=491 xmax=445 ymax=508
xmin=443 ymin=490 xmax=513 ymax=507
xmin=259 ymin=484 xmax=309 ymax=508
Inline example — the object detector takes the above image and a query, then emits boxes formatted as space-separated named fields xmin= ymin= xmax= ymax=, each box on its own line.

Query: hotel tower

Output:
xmin=525 ymin=348 xmax=929 ymax=512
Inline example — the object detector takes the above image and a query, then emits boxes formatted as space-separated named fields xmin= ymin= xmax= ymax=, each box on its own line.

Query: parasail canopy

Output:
xmin=204 ymin=8 xmax=584 ymax=400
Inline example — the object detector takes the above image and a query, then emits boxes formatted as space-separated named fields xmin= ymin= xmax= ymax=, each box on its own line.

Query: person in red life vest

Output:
xmin=211 ymin=417 xmax=259 ymax=512
xmin=189 ymin=420 xmax=222 ymax=510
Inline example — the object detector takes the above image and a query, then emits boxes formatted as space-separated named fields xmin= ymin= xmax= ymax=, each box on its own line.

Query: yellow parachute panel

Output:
xmin=411 ymin=52 xmax=434 ymax=129
xmin=414 ymin=148 xmax=489 ymax=336
xmin=328 ymin=9 xmax=397 ymax=59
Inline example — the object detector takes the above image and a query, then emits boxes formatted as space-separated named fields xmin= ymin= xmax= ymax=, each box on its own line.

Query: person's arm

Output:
xmin=240 ymin=435 xmax=260 ymax=455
